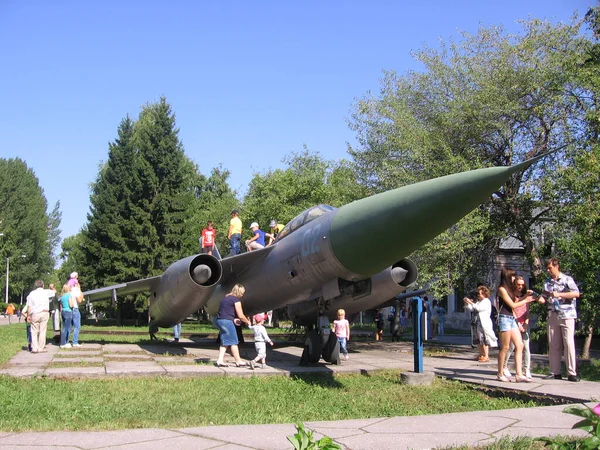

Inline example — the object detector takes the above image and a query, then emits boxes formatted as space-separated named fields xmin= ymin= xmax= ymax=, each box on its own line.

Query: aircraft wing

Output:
xmin=83 ymin=245 xmax=276 ymax=302
xmin=219 ymin=245 xmax=276 ymax=284
xmin=83 ymin=276 xmax=161 ymax=302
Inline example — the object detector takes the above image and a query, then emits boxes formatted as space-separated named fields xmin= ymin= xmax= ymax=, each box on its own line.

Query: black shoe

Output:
xmin=545 ymin=373 xmax=562 ymax=379
xmin=567 ymin=375 xmax=580 ymax=382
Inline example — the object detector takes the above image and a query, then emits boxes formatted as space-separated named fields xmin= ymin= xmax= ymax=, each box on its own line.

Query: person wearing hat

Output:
xmin=245 ymin=222 xmax=266 ymax=252
xmin=228 ymin=210 xmax=243 ymax=256
xmin=267 ymin=219 xmax=284 ymax=246
xmin=248 ymin=313 xmax=274 ymax=369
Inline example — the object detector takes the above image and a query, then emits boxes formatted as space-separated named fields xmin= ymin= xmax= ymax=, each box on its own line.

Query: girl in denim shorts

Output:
xmin=495 ymin=268 xmax=538 ymax=382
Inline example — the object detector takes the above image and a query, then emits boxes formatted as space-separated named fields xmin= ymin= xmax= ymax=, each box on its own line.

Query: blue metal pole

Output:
xmin=413 ymin=297 xmax=423 ymax=373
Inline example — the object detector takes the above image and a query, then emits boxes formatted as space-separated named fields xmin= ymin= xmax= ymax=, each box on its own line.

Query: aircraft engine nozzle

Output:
xmin=192 ymin=264 xmax=212 ymax=285
xmin=390 ymin=266 xmax=408 ymax=284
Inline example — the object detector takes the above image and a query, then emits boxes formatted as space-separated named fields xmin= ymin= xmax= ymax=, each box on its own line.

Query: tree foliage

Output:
xmin=347 ymin=16 xmax=591 ymax=295
xmin=538 ymin=7 xmax=600 ymax=355
xmin=243 ymin=150 xmax=366 ymax=238
xmin=0 ymin=158 xmax=60 ymax=300
xmin=81 ymin=99 xmax=200 ymax=316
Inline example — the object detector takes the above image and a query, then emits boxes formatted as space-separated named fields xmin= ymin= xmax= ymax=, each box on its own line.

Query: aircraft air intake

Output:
xmin=150 ymin=254 xmax=223 ymax=328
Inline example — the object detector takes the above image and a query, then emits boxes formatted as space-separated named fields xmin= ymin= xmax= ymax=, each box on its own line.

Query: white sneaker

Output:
xmin=503 ymin=367 xmax=512 ymax=378
xmin=525 ymin=369 xmax=532 ymax=379
xmin=72 ymin=343 xmax=82 ymax=347
xmin=60 ymin=343 xmax=72 ymax=349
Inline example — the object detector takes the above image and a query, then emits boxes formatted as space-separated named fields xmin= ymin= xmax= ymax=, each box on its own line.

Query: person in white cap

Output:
xmin=68 ymin=272 xmax=79 ymax=288
xmin=245 ymin=222 xmax=266 ymax=252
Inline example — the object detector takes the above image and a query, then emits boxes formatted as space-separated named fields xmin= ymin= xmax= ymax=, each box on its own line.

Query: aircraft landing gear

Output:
xmin=299 ymin=299 xmax=340 ymax=365
xmin=149 ymin=321 xmax=159 ymax=341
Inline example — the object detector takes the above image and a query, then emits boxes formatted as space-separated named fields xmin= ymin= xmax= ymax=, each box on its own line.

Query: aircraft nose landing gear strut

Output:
xmin=299 ymin=299 xmax=341 ymax=366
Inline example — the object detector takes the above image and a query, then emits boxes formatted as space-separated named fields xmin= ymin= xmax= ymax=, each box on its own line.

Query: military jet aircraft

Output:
xmin=84 ymin=154 xmax=547 ymax=364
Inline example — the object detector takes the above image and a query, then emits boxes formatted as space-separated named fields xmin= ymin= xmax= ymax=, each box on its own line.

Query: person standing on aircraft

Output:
xmin=228 ymin=210 xmax=242 ymax=256
xmin=201 ymin=221 xmax=216 ymax=255
xmin=25 ymin=280 xmax=57 ymax=353
xmin=215 ymin=284 xmax=252 ymax=367
xmin=267 ymin=219 xmax=284 ymax=245
xmin=248 ymin=313 xmax=274 ymax=369
xmin=245 ymin=222 xmax=266 ymax=251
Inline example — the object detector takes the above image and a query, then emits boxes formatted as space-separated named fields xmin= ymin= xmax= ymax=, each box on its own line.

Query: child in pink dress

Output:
xmin=333 ymin=309 xmax=351 ymax=361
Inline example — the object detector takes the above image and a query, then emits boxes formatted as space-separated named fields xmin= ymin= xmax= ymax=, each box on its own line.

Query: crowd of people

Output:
xmin=12 ymin=204 xmax=580 ymax=380
xmin=463 ymin=258 xmax=580 ymax=383
xmin=199 ymin=211 xmax=283 ymax=257
xmin=14 ymin=272 xmax=85 ymax=353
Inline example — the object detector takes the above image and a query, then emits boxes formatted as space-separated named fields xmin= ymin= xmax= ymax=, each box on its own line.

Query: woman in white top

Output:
xmin=464 ymin=285 xmax=498 ymax=362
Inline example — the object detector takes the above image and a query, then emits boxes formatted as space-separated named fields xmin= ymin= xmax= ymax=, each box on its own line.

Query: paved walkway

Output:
xmin=0 ymin=332 xmax=598 ymax=449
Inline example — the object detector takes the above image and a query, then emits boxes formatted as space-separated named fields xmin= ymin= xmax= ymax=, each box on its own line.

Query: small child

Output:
xmin=201 ymin=221 xmax=216 ymax=255
xmin=333 ymin=309 xmax=350 ymax=361
xmin=249 ymin=313 xmax=273 ymax=369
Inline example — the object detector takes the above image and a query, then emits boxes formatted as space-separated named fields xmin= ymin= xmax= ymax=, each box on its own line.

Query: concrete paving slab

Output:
xmin=102 ymin=344 xmax=143 ymax=353
xmin=0 ymin=366 xmax=45 ymax=377
xmin=105 ymin=361 xmax=166 ymax=375
xmin=182 ymin=423 xmax=298 ymax=450
xmin=54 ymin=351 xmax=103 ymax=357
xmin=0 ymin=446 xmax=81 ymax=450
xmin=152 ymin=356 xmax=197 ymax=363
xmin=104 ymin=354 xmax=152 ymax=360
xmin=44 ymin=366 xmax=106 ymax=377
xmin=0 ymin=429 xmax=183 ymax=449
xmin=107 ymin=434 xmax=220 ymax=450
xmin=162 ymin=365 xmax=224 ymax=376
xmin=49 ymin=357 xmax=104 ymax=363
xmin=76 ymin=343 xmax=103 ymax=349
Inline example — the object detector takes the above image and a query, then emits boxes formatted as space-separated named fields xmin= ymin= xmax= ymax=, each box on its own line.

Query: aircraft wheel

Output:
xmin=329 ymin=340 xmax=341 ymax=365
xmin=321 ymin=332 xmax=337 ymax=361
xmin=304 ymin=330 xmax=322 ymax=364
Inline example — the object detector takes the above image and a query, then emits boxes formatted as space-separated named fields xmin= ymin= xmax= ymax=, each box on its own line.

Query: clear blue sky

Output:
xmin=0 ymin=0 xmax=588 ymax=243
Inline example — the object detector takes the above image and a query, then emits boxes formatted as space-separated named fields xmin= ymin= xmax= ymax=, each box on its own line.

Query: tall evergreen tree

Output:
xmin=133 ymin=97 xmax=196 ymax=271
xmin=82 ymin=99 xmax=199 ymax=319
xmin=0 ymin=158 xmax=58 ymax=300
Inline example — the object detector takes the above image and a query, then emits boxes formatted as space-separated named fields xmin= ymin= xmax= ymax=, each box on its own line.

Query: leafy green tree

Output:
xmin=0 ymin=158 xmax=59 ymax=300
xmin=188 ymin=166 xmax=239 ymax=256
xmin=243 ymin=151 xmax=366 ymax=241
xmin=347 ymin=16 xmax=591 ymax=294
xmin=539 ymin=7 xmax=600 ymax=359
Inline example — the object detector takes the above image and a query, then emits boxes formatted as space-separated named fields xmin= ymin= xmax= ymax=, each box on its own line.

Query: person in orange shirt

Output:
xmin=5 ymin=303 xmax=15 ymax=324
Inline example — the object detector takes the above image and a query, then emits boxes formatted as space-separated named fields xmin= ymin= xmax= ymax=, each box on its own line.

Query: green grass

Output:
xmin=0 ymin=371 xmax=539 ymax=432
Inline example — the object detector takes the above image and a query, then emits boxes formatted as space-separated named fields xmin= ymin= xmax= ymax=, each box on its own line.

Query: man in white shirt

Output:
xmin=542 ymin=258 xmax=580 ymax=382
xmin=25 ymin=280 xmax=57 ymax=353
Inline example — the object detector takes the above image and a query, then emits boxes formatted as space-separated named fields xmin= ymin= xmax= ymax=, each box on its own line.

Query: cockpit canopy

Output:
xmin=276 ymin=204 xmax=336 ymax=241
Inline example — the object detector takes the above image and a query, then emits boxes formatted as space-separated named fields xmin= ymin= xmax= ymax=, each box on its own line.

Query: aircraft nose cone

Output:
xmin=192 ymin=264 xmax=212 ymax=285
xmin=329 ymin=154 xmax=548 ymax=277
